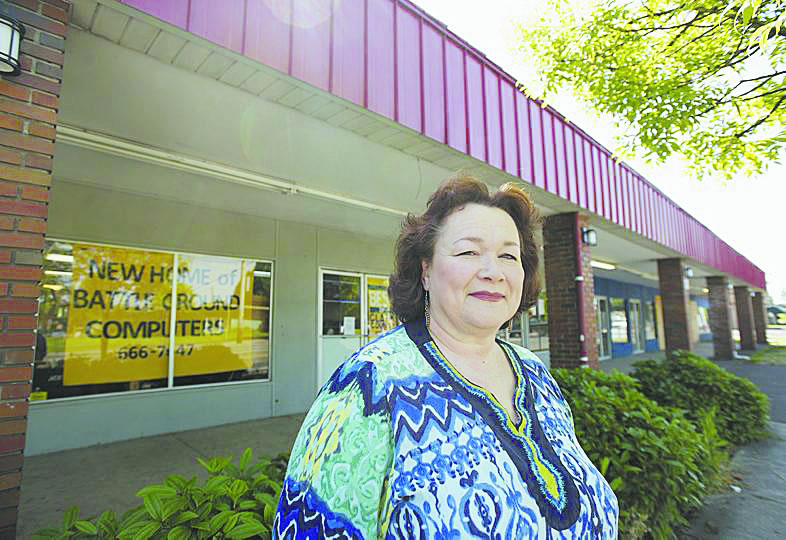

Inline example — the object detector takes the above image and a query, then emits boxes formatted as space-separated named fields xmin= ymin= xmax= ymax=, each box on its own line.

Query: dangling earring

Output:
xmin=424 ymin=290 xmax=431 ymax=328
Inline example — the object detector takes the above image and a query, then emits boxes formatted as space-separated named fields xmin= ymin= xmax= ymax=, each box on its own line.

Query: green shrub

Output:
xmin=34 ymin=449 xmax=289 ymax=540
xmin=552 ymin=368 xmax=727 ymax=540
xmin=632 ymin=350 xmax=770 ymax=445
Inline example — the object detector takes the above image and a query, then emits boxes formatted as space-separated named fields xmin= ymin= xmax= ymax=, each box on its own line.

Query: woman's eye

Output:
xmin=501 ymin=254 xmax=518 ymax=261
xmin=458 ymin=250 xmax=477 ymax=256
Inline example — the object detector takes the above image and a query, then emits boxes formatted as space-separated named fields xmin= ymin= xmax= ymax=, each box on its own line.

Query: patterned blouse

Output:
xmin=274 ymin=319 xmax=619 ymax=538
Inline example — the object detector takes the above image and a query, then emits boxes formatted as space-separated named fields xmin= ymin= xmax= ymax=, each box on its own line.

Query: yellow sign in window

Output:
xmin=64 ymin=244 xmax=255 ymax=385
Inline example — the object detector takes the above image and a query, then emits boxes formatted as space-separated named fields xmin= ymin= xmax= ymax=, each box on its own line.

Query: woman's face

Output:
xmin=422 ymin=203 xmax=525 ymax=336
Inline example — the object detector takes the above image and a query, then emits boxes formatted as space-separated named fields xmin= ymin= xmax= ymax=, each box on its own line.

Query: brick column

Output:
xmin=542 ymin=213 xmax=598 ymax=370
xmin=0 ymin=0 xmax=67 ymax=536
xmin=751 ymin=292 xmax=767 ymax=345
xmin=707 ymin=276 xmax=734 ymax=360
xmin=656 ymin=258 xmax=693 ymax=354
xmin=733 ymin=286 xmax=756 ymax=350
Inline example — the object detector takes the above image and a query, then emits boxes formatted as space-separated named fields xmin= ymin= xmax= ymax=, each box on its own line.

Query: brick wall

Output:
xmin=751 ymin=292 xmax=767 ymax=345
xmin=707 ymin=276 xmax=734 ymax=359
xmin=656 ymin=258 xmax=693 ymax=354
xmin=733 ymin=286 xmax=756 ymax=350
xmin=542 ymin=212 xmax=599 ymax=370
xmin=0 ymin=0 xmax=67 ymax=536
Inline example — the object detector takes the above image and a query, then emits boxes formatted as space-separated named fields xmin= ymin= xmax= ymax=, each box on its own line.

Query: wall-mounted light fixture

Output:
xmin=684 ymin=266 xmax=694 ymax=279
xmin=0 ymin=14 xmax=25 ymax=76
xmin=580 ymin=226 xmax=597 ymax=247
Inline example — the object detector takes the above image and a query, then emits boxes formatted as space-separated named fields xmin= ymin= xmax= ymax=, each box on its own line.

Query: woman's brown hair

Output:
xmin=388 ymin=174 xmax=541 ymax=324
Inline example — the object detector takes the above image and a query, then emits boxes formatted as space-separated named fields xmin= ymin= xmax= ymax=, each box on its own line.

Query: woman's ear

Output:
xmin=421 ymin=259 xmax=430 ymax=290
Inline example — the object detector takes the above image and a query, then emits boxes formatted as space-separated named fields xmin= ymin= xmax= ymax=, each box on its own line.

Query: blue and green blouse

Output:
xmin=274 ymin=319 xmax=619 ymax=538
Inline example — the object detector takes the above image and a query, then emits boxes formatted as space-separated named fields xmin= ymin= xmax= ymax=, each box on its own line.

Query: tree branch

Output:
xmin=735 ymin=94 xmax=786 ymax=137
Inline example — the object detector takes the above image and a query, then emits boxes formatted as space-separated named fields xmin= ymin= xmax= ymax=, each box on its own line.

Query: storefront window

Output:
xmin=173 ymin=255 xmax=271 ymax=387
xmin=321 ymin=273 xmax=361 ymax=335
xmin=33 ymin=240 xmax=271 ymax=401
xmin=645 ymin=301 xmax=657 ymax=340
xmin=696 ymin=306 xmax=710 ymax=335
xmin=527 ymin=292 xmax=549 ymax=351
xmin=610 ymin=298 xmax=628 ymax=343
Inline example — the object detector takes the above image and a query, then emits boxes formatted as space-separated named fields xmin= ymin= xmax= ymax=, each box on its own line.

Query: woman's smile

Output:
xmin=469 ymin=291 xmax=505 ymax=301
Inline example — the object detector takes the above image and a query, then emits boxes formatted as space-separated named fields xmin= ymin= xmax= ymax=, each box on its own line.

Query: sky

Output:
xmin=411 ymin=0 xmax=786 ymax=304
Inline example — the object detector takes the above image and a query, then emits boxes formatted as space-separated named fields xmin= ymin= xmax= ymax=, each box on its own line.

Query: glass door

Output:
xmin=595 ymin=296 xmax=612 ymax=360
xmin=630 ymin=300 xmax=644 ymax=353
xmin=318 ymin=271 xmax=362 ymax=388
xmin=318 ymin=271 xmax=397 ymax=389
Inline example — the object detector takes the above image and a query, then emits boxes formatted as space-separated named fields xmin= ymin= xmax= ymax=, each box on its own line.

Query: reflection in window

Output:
xmin=527 ymin=292 xmax=549 ymax=351
xmin=173 ymin=258 xmax=272 ymax=387
xmin=610 ymin=298 xmax=628 ymax=343
xmin=322 ymin=273 xmax=360 ymax=335
xmin=33 ymin=240 xmax=272 ymax=401
xmin=645 ymin=301 xmax=657 ymax=340
xmin=696 ymin=306 xmax=710 ymax=335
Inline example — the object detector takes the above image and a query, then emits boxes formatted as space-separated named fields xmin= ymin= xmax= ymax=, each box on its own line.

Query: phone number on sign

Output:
xmin=117 ymin=344 xmax=194 ymax=359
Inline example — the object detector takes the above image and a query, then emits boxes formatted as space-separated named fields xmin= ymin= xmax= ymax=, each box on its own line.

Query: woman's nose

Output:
xmin=478 ymin=255 xmax=504 ymax=280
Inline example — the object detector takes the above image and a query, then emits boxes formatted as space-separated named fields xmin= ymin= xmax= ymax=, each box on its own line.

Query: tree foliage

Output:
xmin=518 ymin=0 xmax=786 ymax=179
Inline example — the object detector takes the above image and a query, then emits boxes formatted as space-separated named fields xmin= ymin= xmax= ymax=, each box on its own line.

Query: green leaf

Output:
xmin=74 ymin=520 xmax=98 ymax=535
xmin=63 ymin=507 xmax=80 ymax=530
xmin=264 ymin=503 xmax=275 ymax=525
xmin=208 ymin=511 xmax=233 ymax=535
xmin=132 ymin=521 xmax=161 ymax=540
xmin=610 ymin=476 xmax=624 ymax=491
xmin=143 ymin=495 xmax=163 ymax=522
xmin=173 ymin=511 xmax=200 ymax=526
xmin=225 ymin=521 xmax=267 ymax=539
xmin=223 ymin=513 xmax=240 ymax=532
xmin=238 ymin=448 xmax=252 ymax=470
xmin=599 ymin=456 xmax=610 ymax=476
xmin=166 ymin=526 xmax=191 ymax=540
xmin=119 ymin=506 xmax=148 ymax=530
xmin=161 ymin=498 xmax=186 ymax=521
xmin=137 ymin=485 xmax=177 ymax=499
xmin=237 ymin=500 xmax=258 ymax=511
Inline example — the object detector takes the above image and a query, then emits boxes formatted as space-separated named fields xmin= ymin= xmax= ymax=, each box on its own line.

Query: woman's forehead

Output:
xmin=438 ymin=204 xmax=520 ymax=244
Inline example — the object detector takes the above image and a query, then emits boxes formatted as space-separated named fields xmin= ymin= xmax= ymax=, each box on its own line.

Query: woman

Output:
xmin=274 ymin=176 xmax=618 ymax=538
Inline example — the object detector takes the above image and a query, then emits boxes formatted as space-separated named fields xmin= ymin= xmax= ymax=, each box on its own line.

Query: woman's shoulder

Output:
xmin=324 ymin=325 xmax=433 ymax=399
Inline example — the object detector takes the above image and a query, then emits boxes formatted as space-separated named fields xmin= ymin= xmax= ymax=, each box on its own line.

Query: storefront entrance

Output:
xmin=317 ymin=270 xmax=397 ymax=388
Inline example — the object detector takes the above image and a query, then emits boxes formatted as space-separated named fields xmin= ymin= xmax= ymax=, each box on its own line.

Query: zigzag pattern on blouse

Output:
xmin=387 ymin=379 xmax=475 ymax=443
xmin=274 ymin=477 xmax=364 ymax=540
xmin=322 ymin=359 xmax=387 ymax=417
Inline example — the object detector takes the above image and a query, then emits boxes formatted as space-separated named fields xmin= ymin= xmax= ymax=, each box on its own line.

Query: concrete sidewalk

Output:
xmin=17 ymin=413 xmax=305 ymax=538
xmin=18 ymin=342 xmax=785 ymax=538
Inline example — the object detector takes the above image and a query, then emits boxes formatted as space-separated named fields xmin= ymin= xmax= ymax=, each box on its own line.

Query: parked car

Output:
xmin=768 ymin=305 xmax=786 ymax=325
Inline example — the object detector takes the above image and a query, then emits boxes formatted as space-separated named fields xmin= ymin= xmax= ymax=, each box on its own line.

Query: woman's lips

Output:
xmin=469 ymin=292 xmax=505 ymax=301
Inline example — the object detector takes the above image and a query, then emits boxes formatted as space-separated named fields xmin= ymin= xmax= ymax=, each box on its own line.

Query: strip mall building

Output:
xmin=0 ymin=0 xmax=771 ymax=532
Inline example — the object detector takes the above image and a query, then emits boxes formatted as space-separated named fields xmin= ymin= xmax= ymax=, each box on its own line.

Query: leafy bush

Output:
xmin=632 ymin=350 xmax=770 ymax=445
xmin=552 ymin=368 xmax=727 ymax=540
xmin=34 ymin=449 xmax=289 ymax=540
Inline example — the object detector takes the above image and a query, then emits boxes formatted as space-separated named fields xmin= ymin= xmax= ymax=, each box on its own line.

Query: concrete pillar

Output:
xmin=0 ymin=1 xmax=68 ymax=535
xmin=542 ymin=213 xmax=598 ymax=369
xmin=734 ymin=286 xmax=757 ymax=350
xmin=752 ymin=292 xmax=768 ymax=345
xmin=707 ymin=276 xmax=735 ymax=360
xmin=656 ymin=258 xmax=693 ymax=354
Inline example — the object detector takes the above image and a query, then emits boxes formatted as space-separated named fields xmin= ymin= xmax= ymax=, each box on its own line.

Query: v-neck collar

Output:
xmin=404 ymin=317 xmax=582 ymax=530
